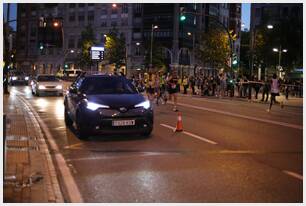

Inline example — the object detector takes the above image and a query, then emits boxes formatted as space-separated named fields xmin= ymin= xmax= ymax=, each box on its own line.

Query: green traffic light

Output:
xmin=180 ymin=15 xmax=186 ymax=21
xmin=64 ymin=64 xmax=68 ymax=69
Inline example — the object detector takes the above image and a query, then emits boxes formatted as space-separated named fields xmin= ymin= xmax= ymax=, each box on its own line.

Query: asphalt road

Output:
xmin=10 ymin=85 xmax=303 ymax=203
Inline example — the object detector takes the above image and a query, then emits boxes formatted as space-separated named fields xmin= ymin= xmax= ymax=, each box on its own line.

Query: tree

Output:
xmin=104 ymin=28 xmax=126 ymax=72
xmin=196 ymin=28 xmax=231 ymax=72
xmin=144 ymin=41 xmax=166 ymax=71
xmin=78 ymin=25 xmax=96 ymax=68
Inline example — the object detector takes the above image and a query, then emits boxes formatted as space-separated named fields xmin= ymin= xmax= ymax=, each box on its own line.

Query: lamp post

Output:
xmin=273 ymin=46 xmax=287 ymax=78
xmin=187 ymin=32 xmax=196 ymax=75
xmin=150 ymin=24 xmax=158 ymax=70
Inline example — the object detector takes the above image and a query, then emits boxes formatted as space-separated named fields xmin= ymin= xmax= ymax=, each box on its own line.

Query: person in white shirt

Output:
xmin=267 ymin=73 xmax=284 ymax=112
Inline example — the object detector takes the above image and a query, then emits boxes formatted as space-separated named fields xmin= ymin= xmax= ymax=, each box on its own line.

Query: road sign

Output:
xmin=91 ymin=46 xmax=105 ymax=60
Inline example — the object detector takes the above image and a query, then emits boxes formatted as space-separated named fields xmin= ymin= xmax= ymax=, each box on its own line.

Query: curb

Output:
xmin=17 ymin=95 xmax=83 ymax=203
xmin=17 ymin=96 xmax=64 ymax=202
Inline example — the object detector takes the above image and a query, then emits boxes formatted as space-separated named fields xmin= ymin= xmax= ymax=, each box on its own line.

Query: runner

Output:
xmin=267 ymin=73 xmax=284 ymax=112
xmin=167 ymin=73 xmax=179 ymax=112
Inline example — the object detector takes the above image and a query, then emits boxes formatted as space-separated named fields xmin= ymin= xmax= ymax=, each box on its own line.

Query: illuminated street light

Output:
xmin=136 ymin=42 xmax=140 ymax=46
xmin=267 ymin=24 xmax=273 ymax=29
xmin=273 ymin=48 xmax=279 ymax=52
xmin=53 ymin=21 xmax=59 ymax=27
xmin=70 ymin=49 xmax=74 ymax=53
xmin=282 ymin=49 xmax=288 ymax=53
xmin=103 ymin=34 xmax=107 ymax=37
xmin=187 ymin=32 xmax=192 ymax=36
xmin=150 ymin=24 xmax=159 ymax=69
xmin=112 ymin=3 xmax=117 ymax=8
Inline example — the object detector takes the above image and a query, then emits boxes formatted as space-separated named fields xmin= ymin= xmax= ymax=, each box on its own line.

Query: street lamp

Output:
xmin=53 ymin=21 xmax=59 ymax=27
xmin=273 ymin=46 xmax=288 ymax=78
xmin=112 ymin=3 xmax=117 ymax=8
xmin=150 ymin=24 xmax=158 ymax=70
xmin=187 ymin=32 xmax=196 ymax=74
xmin=267 ymin=24 xmax=273 ymax=29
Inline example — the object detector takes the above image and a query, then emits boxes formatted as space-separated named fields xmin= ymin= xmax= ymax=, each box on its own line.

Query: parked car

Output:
xmin=9 ymin=70 xmax=29 ymax=85
xmin=64 ymin=74 xmax=154 ymax=139
xmin=31 ymin=74 xmax=63 ymax=96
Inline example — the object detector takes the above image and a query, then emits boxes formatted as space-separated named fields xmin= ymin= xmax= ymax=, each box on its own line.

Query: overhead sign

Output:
xmin=91 ymin=46 xmax=105 ymax=60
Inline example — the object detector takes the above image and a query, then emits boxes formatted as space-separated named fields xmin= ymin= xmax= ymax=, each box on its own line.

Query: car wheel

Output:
xmin=64 ymin=108 xmax=73 ymax=127
xmin=76 ymin=112 xmax=89 ymax=140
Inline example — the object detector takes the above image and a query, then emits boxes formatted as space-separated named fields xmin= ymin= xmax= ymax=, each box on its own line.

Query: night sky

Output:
xmin=3 ymin=3 xmax=251 ymax=31
xmin=3 ymin=3 xmax=17 ymax=30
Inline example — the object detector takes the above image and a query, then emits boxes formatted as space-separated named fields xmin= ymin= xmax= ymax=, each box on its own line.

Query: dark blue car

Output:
xmin=64 ymin=74 xmax=154 ymax=139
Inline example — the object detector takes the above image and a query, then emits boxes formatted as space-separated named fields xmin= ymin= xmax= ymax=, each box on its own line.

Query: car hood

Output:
xmin=38 ymin=81 xmax=62 ymax=86
xmin=86 ymin=94 xmax=146 ymax=109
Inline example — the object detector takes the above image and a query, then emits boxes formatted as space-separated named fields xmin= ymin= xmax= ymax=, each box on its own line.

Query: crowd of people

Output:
xmin=131 ymin=71 xmax=303 ymax=112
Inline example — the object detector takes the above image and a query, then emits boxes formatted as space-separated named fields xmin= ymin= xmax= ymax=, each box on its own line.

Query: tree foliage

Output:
xmin=196 ymin=28 xmax=231 ymax=71
xmin=78 ymin=25 xmax=96 ymax=68
xmin=144 ymin=41 xmax=166 ymax=70
xmin=104 ymin=28 xmax=126 ymax=70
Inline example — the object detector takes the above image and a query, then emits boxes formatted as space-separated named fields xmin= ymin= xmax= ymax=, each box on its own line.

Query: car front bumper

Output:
xmin=78 ymin=107 xmax=153 ymax=135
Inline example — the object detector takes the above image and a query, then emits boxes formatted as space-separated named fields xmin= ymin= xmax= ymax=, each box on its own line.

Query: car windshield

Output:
xmin=37 ymin=76 xmax=59 ymax=82
xmin=81 ymin=76 xmax=138 ymax=95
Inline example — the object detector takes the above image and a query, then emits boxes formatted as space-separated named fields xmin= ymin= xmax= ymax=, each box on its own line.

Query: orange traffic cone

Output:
xmin=175 ymin=112 xmax=183 ymax=132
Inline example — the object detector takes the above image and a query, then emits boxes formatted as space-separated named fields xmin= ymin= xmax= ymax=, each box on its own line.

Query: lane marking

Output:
xmin=282 ymin=170 xmax=303 ymax=181
xmin=189 ymin=97 xmax=302 ymax=116
xmin=168 ymin=101 xmax=302 ymax=130
xmin=160 ymin=123 xmax=218 ymax=145
xmin=18 ymin=95 xmax=83 ymax=203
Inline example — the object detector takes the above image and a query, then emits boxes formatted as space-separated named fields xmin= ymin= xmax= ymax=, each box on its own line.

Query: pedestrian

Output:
xmin=190 ymin=76 xmax=196 ymax=95
xmin=146 ymin=74 xmax=155 ymax=102
xmin=261 ymin=79 xmax=270 ymax=102
xmin=167 ymin=73 xmax=179 ymax=112
xmin=182 ymin=76 xmax=188 ymax=94
xmin=267 ymin=73 xmax=284 ymax=112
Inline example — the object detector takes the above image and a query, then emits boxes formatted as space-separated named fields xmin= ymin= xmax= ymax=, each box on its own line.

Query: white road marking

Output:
xmin=189 ymin=97 xmax=302 ymax=116
xmin=160 ymin=124 xmax=218 ymax=145
xmin=168 ymin=101 xmax=302 ymax=130
xmin=282 ymin=170 xmax=303 ymax=181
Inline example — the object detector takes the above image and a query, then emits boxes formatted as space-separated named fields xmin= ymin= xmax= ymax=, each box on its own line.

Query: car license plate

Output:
xmin=112 ymin=120 xmax=135 ymax=126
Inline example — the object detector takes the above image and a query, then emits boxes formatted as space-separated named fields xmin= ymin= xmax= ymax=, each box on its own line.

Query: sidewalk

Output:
xmin=3 ymin=94 xmax=64 ymax=202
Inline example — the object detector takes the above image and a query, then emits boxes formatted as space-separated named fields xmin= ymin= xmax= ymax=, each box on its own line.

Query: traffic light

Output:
xmin=64 ymin=64 xmax=68 ymax=70
xmin=180 ymin=7 xmax=186 ymax=21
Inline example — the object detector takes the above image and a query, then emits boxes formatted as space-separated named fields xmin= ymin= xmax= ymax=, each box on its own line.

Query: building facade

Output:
xmin=16 ymin=3 xmax=241 ymax=77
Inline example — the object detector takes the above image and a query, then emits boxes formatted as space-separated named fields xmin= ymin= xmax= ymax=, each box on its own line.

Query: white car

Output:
xmin=31 ymin=74 xmax=63 ymax=96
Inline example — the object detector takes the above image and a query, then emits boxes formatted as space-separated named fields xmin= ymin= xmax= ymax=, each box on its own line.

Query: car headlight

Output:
xmin=135 ymin=100 xmax=150 ymax=109
xmin=55 ymin=85 xmax=63 ymax=89
xmin=12 ymin=76 xmax=17 ymax=81
xmin=86 ymin=101 xmax=110 ymax=111
xmin=38 ymin=85 xmax=46 ymax=90
xmin=25 ymin=76 xmax=29 ymax=81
